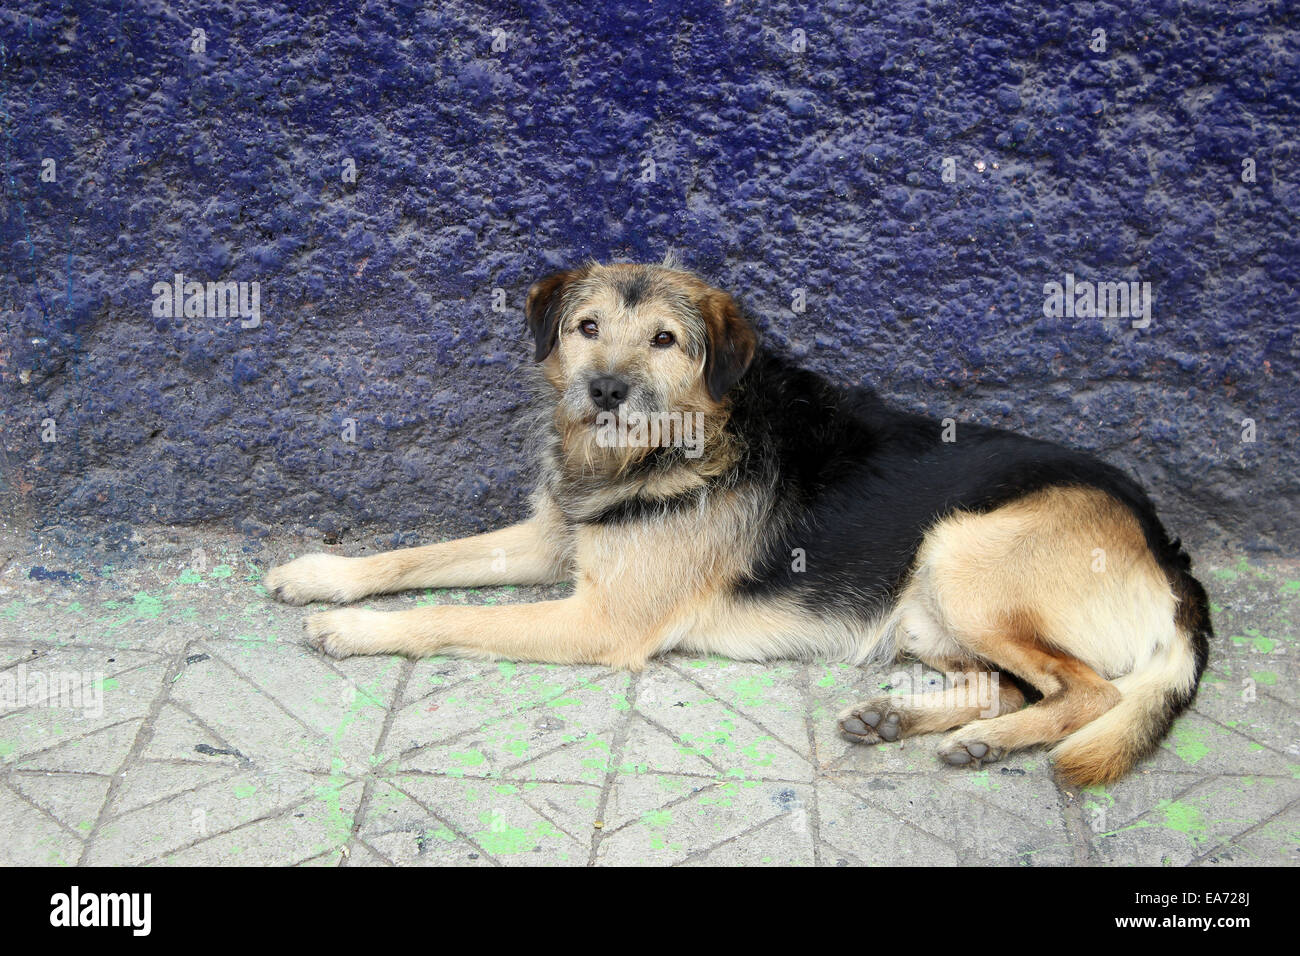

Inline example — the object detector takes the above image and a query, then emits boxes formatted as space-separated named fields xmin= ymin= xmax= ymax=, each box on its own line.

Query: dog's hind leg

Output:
xmin=265 ymin=513 xmax=572 ymax=605
xmin=915 ymin=487 xmax=1152 ymax=770
xmin=839 ymin=597 xmax=1025 ymax=745
xmin=933 ymin=624 xmax=1120 ymax=769
xmin=839 ymin=661 xmax=1026 ymax=744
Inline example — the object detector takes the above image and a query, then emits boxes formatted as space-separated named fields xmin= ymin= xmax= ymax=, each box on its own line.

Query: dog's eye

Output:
xmin=651 ymin=331 xmax=675 ymax=348
xmin=578 ymin=319 xmax=599 ymax=338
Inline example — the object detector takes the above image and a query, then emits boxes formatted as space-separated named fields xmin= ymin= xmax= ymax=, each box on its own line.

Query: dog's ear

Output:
xmin=699 ymin=289 xmax=757 ymax=401
xmin=525 ymin=269 xmax=583 ymax=361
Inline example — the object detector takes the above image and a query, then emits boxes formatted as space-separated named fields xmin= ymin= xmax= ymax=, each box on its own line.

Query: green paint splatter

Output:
xmin=1157 ymin=800 xmax=1208 ymax=841
xmin=452 ymin=750 xmax=486 ymax=768
xmin=474 ymin=813 xmax=557 ymax=855
xmin=312 ymin=760 xmax=354 ymax=846
xmin=729 ymin=673 xmax=774 ymax=708
xmin=641 ymin=809 xmax=672 ymax=828
xmin=1082 ymin=784 xmax=1115 ymax=812
xmin=1168 ymin=722 xmax=1211 ymax=765
xmin=129 ymin=592 xmax=164 ymax=620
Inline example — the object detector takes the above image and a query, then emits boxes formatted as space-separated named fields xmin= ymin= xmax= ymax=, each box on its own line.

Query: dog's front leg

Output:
xmin=266 ymin=516 xmax=572 ymax=605
xmin=305 ymin=595 xmax=653 ymax=668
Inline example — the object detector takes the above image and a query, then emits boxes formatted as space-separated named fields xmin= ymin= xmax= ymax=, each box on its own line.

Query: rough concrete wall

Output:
xmin=2 ymin=1 xmax=1297 ymax=551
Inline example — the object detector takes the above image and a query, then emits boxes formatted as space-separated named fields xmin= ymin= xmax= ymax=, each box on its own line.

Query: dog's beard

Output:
xmin=554 ymin=406 xmax=654 ymax=480
xmin=553 ymin=381 xmax=675 ymax=480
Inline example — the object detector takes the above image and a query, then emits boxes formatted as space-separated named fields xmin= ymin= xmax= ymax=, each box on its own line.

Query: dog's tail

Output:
xmin=1051 ymin=567 xmax=1211 ymax=787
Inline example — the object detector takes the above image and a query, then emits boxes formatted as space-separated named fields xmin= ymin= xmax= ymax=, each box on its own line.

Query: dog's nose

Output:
xmin=588 ymin=376 xmax=629 ymax=411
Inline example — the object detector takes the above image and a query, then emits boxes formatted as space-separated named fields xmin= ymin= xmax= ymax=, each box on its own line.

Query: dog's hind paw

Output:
xmin=265 ymin=554 xmax=361 ymax=605
xmin=937 ymin=738 xmax=1005 ymax=769
xmin=838 ymin=702 xmax=906 ymax=744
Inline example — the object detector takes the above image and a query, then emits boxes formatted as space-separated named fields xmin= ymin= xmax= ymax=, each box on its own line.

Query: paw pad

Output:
xmin=938 ymin=740 xmax=1004 ymax=768
xmin=839 ymin=706 xmax=905 ymax=744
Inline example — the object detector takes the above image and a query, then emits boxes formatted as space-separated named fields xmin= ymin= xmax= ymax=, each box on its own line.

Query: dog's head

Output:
xmin=524 ymin=263 xmax=756 ymax=473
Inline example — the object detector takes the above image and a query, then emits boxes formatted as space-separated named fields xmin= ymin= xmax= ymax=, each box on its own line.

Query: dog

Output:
xmin=265 ymin=261 xmax=1212 ymax=786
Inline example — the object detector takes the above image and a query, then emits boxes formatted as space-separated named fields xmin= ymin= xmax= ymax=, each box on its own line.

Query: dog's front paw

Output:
xmin=265 ymin=553 xmax=362 ymax=605
xmin=305 ymin=608 xmax=390 ymax=659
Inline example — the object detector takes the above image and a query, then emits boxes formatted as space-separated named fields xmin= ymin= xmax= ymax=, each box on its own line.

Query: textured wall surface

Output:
xmin=1 ymin=1 xmax=1297 ymax=551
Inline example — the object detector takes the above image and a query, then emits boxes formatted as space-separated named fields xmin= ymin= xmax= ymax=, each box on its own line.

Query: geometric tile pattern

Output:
xmin=1 ymin=529 xmax=1295 ymax=866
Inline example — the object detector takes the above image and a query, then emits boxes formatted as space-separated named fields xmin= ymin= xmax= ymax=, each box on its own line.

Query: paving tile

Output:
xmin=830 ymin=772 xmax=1074 ymax=865
xmin=1089 ymin=774 xmax=1300 ymax=866
xmin=204 ymin=640 xmax=402 ymax=775
xmin=665 ymin=657 xmax=813 ymax=760
xmin=1195 ymin=798 xmax=1300 ymax=866
xmin=816 ymin=780 xmax=962 ymax=866
xmin=11 ymin=719 xmax=141 ymax=774
xmin=1190 ymin=680 xmax=1300 ymax=764
xmin=160 ymin=781 xmax=364 ymax=865
xmin=388 ymin=774 xmax=589 ymax=865
xmin=356 ymin=780 xmax=494 ymax=867
xmin=601 ymin=771 xmax=715 ymax=831
xmin=139 ymin=702 xmax=246 ymax=765
xmin=596 ymin=774 xmax=812 ymax=865
xmin=681 ymin=810 xmax=816 ymax=866
xmin=633 ymin=663 xmax=813 ymax=782
xmin=108 ymin=761 xmax=237 ymax=816
xmin=84 ymin=768 xmax=320 ymax=865
xmin=0 ymin=781 xmax=84 ymax=865
xmin=395 ymin=668 xmax=629 ymax=778
xmin=168 ymin=647 xmax=386 ymax=775
xmin=617 ymin=716 xmax=721 ymax=778
xmin=1145 ymin=710 xmax=1294 ymax=776
xmin=9 ymin=770 xmax=112 ymax=836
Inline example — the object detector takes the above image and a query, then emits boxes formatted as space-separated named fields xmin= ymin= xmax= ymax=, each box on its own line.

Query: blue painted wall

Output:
xmin=2 ymin=1 xmax=1296 ymax=550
